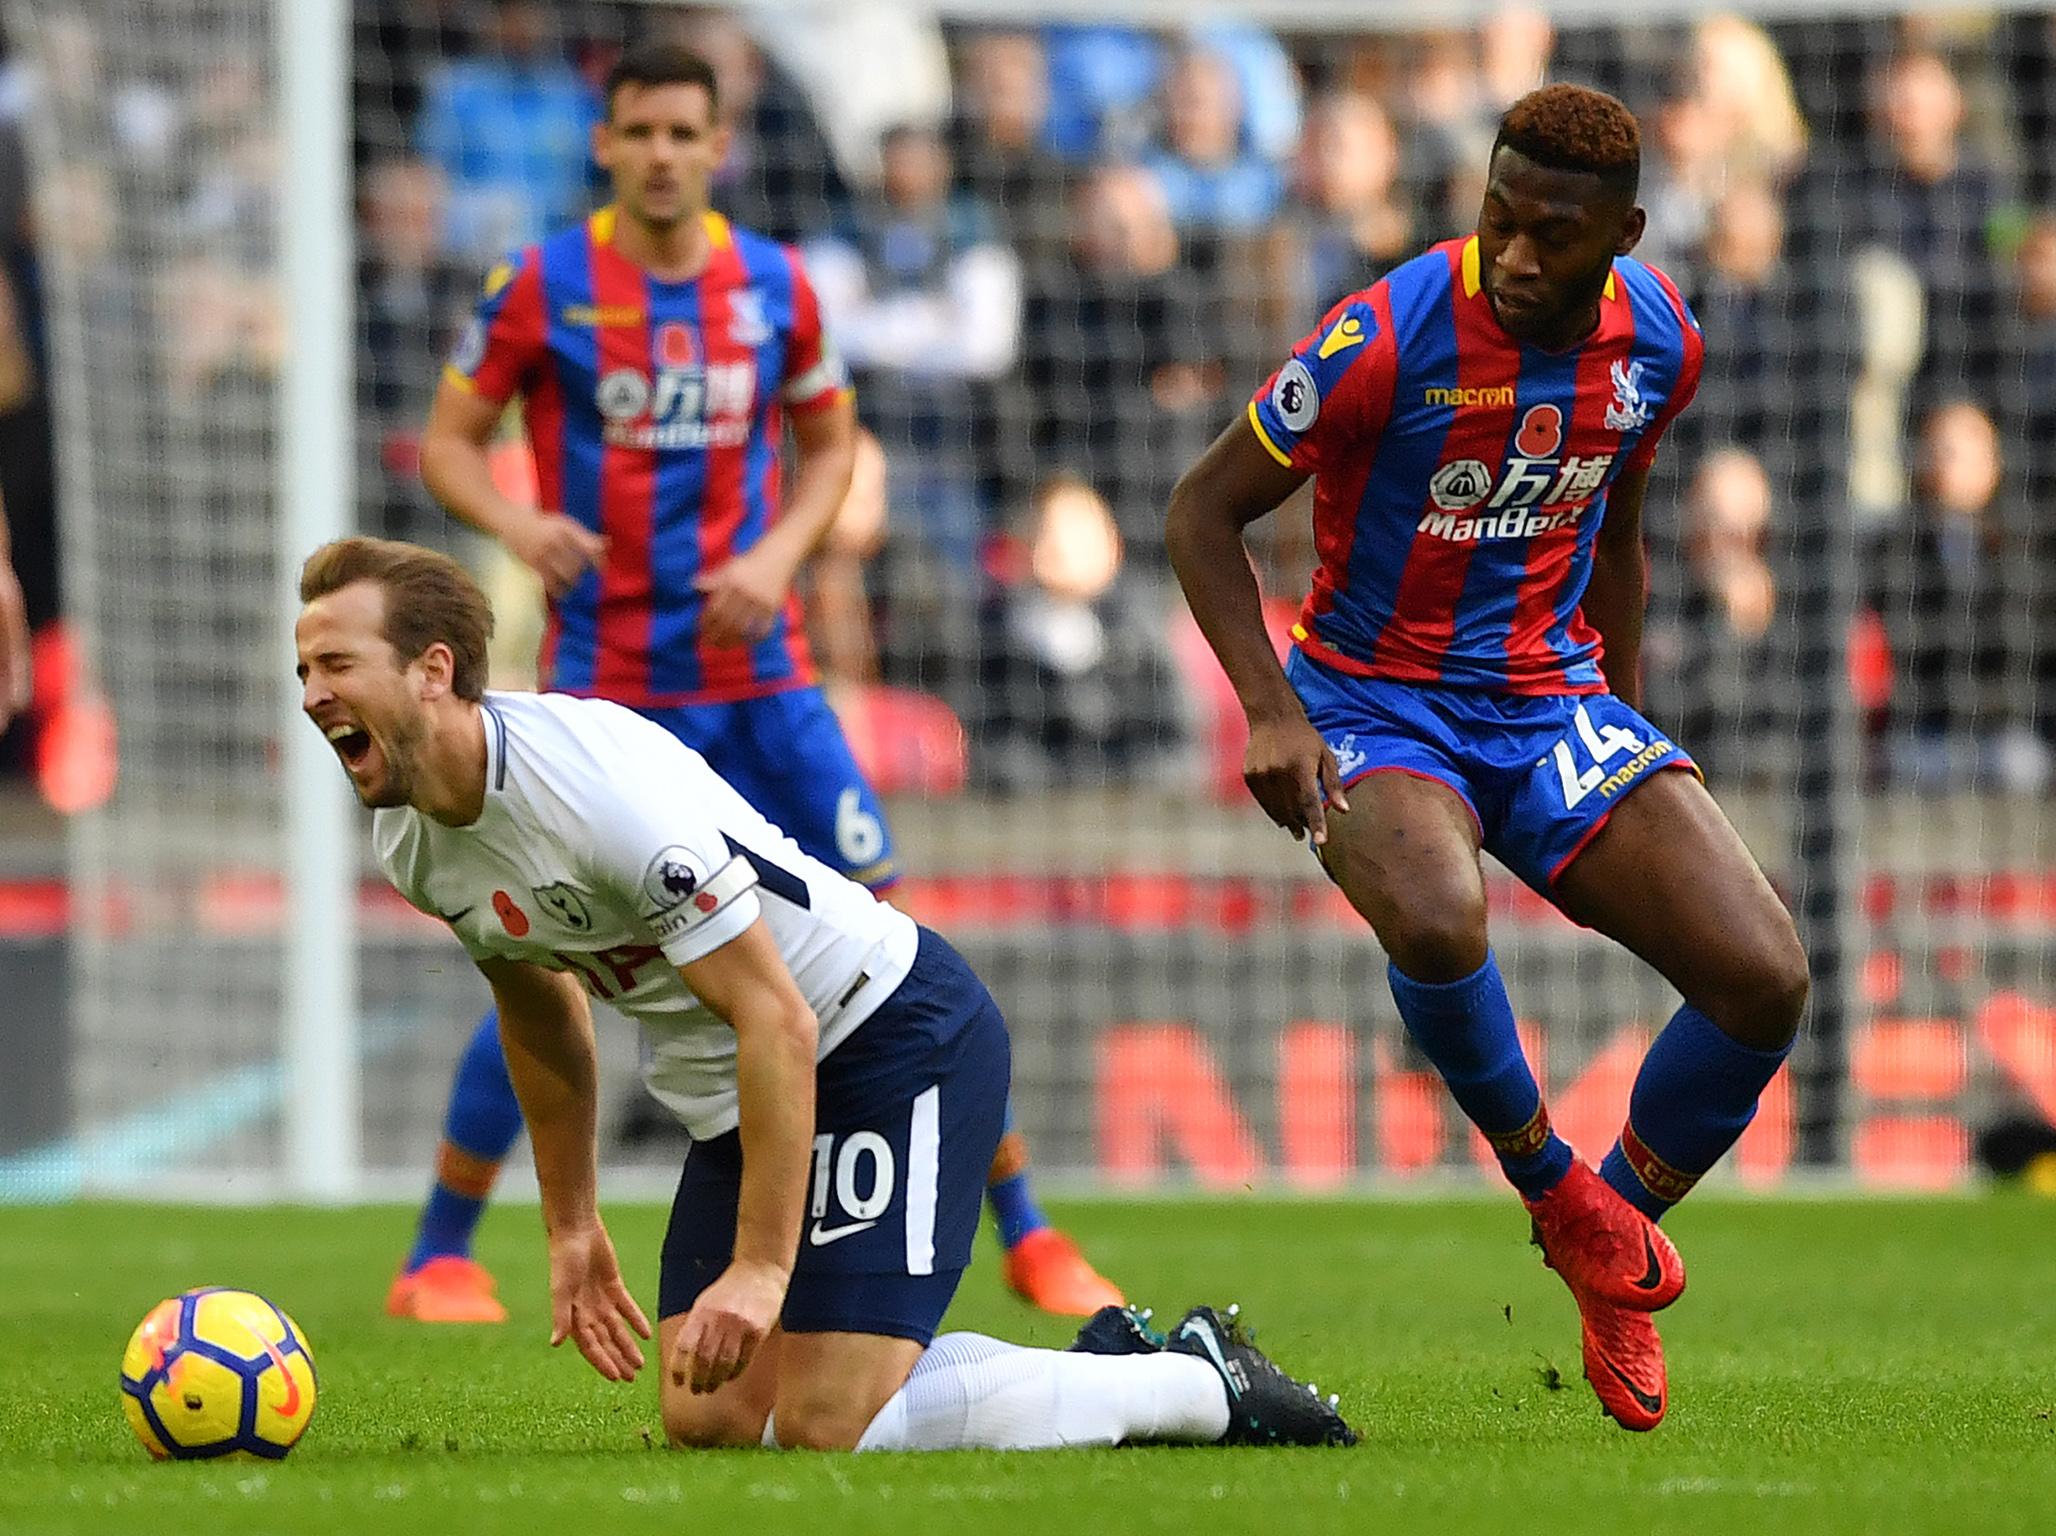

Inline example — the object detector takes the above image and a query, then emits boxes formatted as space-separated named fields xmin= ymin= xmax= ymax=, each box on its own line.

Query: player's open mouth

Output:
xmin=325 ymin=722 xmax=374 ymax=770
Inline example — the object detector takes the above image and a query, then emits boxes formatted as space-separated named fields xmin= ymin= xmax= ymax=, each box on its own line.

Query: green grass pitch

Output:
xmin=2 ymin=1195 xmax=2052 ymax=1534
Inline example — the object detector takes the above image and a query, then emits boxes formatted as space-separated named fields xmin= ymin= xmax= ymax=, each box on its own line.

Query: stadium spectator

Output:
xmin=1015 ymin=164 xmax=1224 ymax=554
xmin=1041 ymin=23 xmax=1161 ymax=161
xmin=1478 ymin=6 xmax=1554 ymax=114
xmin=1994 ymin=212 xmax=2056 ymax=503
xmin=1688 ymin=14 xmax=1810 ymax=188
xmin=949 ymin=28 xmax=1070 ymax=268
xmin=1288 ymin=91 xmax=1416 ymax=313
xmin=665 ymin=6 xmax=844 ymax=245
xmin=1400 ymin=29 xmax=1495 ymax=240
xmin=1867 ymin=400 xmax=2049 ymax=791
xmin=746 ymin=2 xmax=952 ymax=191
xmin=1689 ymin=180 xmax=1794 ymax=454
xmin=807 ymin=123 xmax=1021 ymax=572
xmin=1852 ymin=50 xmax=2011 ymax=398
xmin=417 ymin=0 xmax=600 ymax=261
xmin=1647 ymin=448 xmax=1791 ymax=785
xmin=1191 ymin=21 xmax=1305 ymax=166
xmin=357 ymin=157 xmax=470 ymax=540
xmin=970 ymin=475 xmax=1187 ymax=791
xmin=1636 ymin=73 xmax=1724 ymax=283
xmin=1141 ymin=46 xmax=1285 ymax=236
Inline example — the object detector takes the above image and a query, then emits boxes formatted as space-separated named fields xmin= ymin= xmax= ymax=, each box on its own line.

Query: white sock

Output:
xmin=854 ymin=1333 xmax=1230 ymax=1451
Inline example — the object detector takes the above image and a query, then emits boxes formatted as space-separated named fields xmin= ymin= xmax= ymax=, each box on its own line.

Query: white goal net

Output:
xmin=3 ymin=0 xmax=2050 ymax=1200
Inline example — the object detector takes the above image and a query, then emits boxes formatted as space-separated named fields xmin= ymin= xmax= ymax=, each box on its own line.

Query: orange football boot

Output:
xmin=1576 ymin=1287 xmax=1669 ymax=1431
xmin=385 ymin=1256 xmax=508 ymax=1324
xmin=1525 ymin=1159 xmax=1685 ymax=1312
xmin=1001 ymin=1228 xmax=1124 ymax=1317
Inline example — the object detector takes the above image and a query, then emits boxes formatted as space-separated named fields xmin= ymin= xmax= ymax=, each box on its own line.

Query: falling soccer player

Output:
xmin=294 ymin=535 xmax=1356 ymax=1452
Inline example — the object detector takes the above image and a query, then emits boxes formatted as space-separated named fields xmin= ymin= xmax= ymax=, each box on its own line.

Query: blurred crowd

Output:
xmin=0 ymin=3 xmax=2053 ymax=800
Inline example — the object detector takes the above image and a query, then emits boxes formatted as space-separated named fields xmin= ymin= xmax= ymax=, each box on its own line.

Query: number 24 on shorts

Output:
xmin=1548 ymin=703 xmax=1647 ymax=810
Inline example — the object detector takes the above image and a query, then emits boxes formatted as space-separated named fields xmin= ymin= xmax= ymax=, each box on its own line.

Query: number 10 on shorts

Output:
xmin=1549 ymin=703 xmax=1645 ymax=810
xmin=809 ymin=1130 xmax=895 ymax=1242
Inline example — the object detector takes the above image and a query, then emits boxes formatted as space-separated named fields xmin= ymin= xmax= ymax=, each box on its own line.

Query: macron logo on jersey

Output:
xmin=1424 ymin=384 xmax=1516 ymax=407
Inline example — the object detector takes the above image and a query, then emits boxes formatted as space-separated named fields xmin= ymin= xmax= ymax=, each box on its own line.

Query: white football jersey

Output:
xmin=374 ymin=691 xmax=918 ymax=1138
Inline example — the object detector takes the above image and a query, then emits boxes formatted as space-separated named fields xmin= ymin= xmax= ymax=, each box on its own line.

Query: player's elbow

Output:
xmin=736 ymin=992 xmax=819 ymax=1058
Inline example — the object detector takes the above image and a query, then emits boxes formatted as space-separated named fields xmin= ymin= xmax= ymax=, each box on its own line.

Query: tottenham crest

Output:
xmin=531 ymin=882 xmax=594 ymax=933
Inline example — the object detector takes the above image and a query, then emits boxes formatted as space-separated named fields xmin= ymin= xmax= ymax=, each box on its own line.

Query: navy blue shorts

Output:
xmin=1287 ymin=648 xmax=1697 ymax=894
xmin=637 ymin=687 xmax=898 ymax=890
xmin=658 ymin=927 xmax=1010 ymax=1344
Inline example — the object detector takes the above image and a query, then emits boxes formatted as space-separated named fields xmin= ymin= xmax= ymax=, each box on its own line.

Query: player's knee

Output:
xmin=662 ymin=1391 xmax=766 ymax=1450
xmin=1378 ymin=888 xmax=1489 ymax=983
xmin=1707 ymin=925 xmax=1810 ymax=1053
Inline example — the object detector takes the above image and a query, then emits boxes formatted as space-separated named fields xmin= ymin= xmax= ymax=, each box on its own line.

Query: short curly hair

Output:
xmin=1492 ymin=84 xmax=1641 ymax=201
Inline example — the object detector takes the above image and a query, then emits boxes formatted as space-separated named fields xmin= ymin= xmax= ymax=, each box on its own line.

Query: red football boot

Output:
xmin=385 ymin=1256 xmax=508 ymax=1324
xmin=1577 ymin=1288 xmax=1669 ymax=1432
xmin=1001 ymin=1228 xmax=1124 ymax=1317
xmin=1525 ymin=1159 xmax=1685 ymax=1312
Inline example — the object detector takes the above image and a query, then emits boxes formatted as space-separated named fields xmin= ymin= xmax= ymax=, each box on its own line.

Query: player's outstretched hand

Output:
xmin=512 ymin=511 xmax=607 ymax=599
xmin=672 ymin=1258 xmax=787 ymax=1395
xmin=0 ymin=559 xmax=29 ymax=732
xmin=1244 ymin=708 xmax=1349 ymax=847
xmin=546 ymin=1219 xmax=652 ymax=1382
xmin=694 ymin=545 xmax=791 ymax=648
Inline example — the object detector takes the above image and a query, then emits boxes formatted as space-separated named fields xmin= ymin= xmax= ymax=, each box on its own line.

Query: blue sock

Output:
xmin=1388 ymin=953 xmax=1572 ymax=1199
xmin=1601 ymin=1003 xmax=1793 ymax=1222
xmin=406 ymin=1010 xmax=524 ymax=1272
xmin=987 ymin=1173 xmax=1048 ymax=1251
xmin=985 ymin=1100 xmax=1049 ymax=1250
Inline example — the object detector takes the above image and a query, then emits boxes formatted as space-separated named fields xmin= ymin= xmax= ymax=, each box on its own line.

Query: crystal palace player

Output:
xmin=399 ymin=42 xmax=1116 ymax=1325
xmin=1167 ymin=86 xmax=1808 ymax=1431
xmin=295 ymin=537 xmax=1355 ymax=1453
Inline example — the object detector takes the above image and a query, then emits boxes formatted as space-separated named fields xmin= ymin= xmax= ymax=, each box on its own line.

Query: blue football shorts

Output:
xmin=637 ymin=686 xmax=898 ymax=890
xmin=1287 ymin=647 xmax=1698 ymax=895
xmin=657 ymin=927 xmax=1010 ymax=1344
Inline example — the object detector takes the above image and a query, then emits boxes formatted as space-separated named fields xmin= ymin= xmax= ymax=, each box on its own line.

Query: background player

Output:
xmin=1166 ymin=85 xmax=1809 ymax=1432
xmin=400 ymin=42 xmax=1117 ymax=1324
xmin=294 ymin=536 xmax=1355 ymax=1453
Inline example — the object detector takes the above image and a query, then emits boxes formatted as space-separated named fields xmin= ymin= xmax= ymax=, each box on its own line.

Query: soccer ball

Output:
xmin=119 ymin=1287 xmax=318 ymax=1460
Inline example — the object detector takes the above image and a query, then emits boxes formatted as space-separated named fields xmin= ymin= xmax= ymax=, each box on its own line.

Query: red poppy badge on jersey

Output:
xmin=1516 ymin=402 xmax=1563 ymax=458
xmin=656 ymin=321 xmax=696 ymax=370
xmin=492 ymin=890 xmax=530 ymax=937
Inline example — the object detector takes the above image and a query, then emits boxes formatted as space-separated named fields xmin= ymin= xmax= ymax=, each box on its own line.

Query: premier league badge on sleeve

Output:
xmin=641 ymin=846 xmax=707 ymax=912
xmin=1273 ymin=358 xmax=1319 ymax=433
xmin=451 ymin=318 xmax=487 ymax=375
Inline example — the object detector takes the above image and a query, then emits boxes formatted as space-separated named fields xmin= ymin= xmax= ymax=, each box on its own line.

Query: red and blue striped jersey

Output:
xmin=1249 ymin=236 xmax=1703 ymax=695
xmin=447 ymin=208 xmax=851 ymax=706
